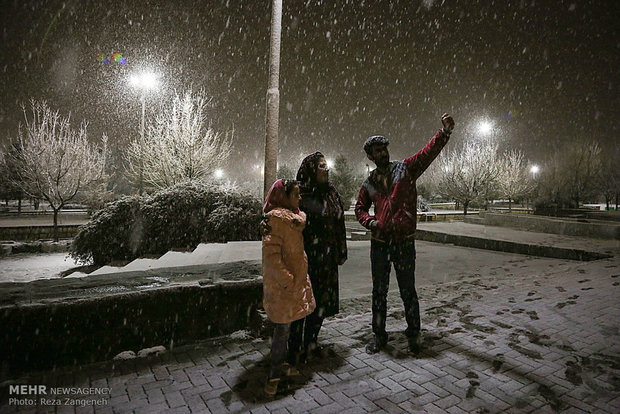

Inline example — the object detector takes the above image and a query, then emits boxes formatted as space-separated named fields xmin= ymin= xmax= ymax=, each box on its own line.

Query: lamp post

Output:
xmin=263 ymin=0 xmax=283 ymax=199
xmin=129 ymin=71 xmax=159 ymax=195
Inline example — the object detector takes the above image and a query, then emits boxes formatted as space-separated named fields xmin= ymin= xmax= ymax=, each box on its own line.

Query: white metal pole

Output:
xmin=263 ymin=0 xmax=283 ymax=199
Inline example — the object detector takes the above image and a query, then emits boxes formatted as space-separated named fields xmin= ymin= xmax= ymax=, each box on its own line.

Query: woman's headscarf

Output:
xmin=296 ymin=151 xmax=325 ymax=188
xmin=263 ymin=179 xmax=300 ymax=214
xmin=296 ymin=152 xmax=343 ymax=218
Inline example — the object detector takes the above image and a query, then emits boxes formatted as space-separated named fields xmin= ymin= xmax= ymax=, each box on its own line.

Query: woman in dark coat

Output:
xmin=288 ymin=151 xmax=348 ymax=363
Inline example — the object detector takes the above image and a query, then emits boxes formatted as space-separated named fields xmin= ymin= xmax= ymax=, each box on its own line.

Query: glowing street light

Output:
xmin=326 ymin=158 xmax=334 ymax=169
xmin=214 ymin=169 xmax=225 ymax=179
xmin=530 ymin=165 xmax=540 ymax=179
xmin=477 ymin=120 xmax=493 ymax=136
xmin=129 ymin=71 xmax=159 ymax=90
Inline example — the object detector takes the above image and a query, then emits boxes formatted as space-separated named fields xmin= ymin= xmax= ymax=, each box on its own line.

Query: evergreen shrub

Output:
xmin=70 ymin=183 xmax=262 ymax=265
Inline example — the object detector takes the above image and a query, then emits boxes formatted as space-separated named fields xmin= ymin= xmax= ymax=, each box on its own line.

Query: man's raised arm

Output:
xmin=405 ymin=113 xmax=455 ymax=179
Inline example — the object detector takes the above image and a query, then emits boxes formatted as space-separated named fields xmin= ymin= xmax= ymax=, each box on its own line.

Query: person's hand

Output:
xmin=369 ymin=220 xmax=379 ymax=230
xmin=259 ymin=218 xmax=271 ymax=236
xmin=369 ymin=219 xmax=382 ymax=238
xmin=441 ymin=113 xmax=455 ymax=131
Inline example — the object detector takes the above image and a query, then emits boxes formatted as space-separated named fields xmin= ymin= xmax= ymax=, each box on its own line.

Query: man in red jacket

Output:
xmin=355 ymin=113 xmax=455 ymax=354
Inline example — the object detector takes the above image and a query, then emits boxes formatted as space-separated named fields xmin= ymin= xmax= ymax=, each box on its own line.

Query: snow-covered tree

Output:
xmin=0 ymin=144 xmax=25 ymax=213
xmin=432 ymin=140 xmax=501 ymax=215
xmin=566 ymin=140 xmax=602 ymax=208
xmin=126 ymin=90 xmax=232 ymax=192
xmin=5 ymin=100 xmax=107 ymax=240
xmin=537 ymin=139 xmax=602 ymax=209
xmin=331 ymin=154 xmax=358 ymax=210
xmin=497 ymin=150 xmax=534 ymax=211
xmin=597 ymin=151 xmax=620 ymax=210
xmin=536 ymin=153 xmax=567 ymax=209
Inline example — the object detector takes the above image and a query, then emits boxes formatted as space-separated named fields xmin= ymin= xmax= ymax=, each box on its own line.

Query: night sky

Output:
xmin=1 ymin=0 xmax=618 ymax=181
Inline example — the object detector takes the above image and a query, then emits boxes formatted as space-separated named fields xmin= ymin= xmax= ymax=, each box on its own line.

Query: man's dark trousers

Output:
xmin=370 ymin=238 xmax=420 ymax=339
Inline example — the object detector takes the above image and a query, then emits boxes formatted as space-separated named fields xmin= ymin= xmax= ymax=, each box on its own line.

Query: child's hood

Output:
xmin=265 ymin=208 xmax=306 ymax=230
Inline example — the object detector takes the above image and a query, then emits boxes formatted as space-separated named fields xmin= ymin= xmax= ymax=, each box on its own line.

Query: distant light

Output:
xmin=478 ymin=120 xmax=493 ymax=135
xmin=326 ymin=158 xmax=334 ymax=169
xmin=129 ymin=71 xmax=159 ymax=91
xmin=214 ymin=169 xmax=224 ymax=179
xmin=530 ymin=165 xmax=540 ymax=174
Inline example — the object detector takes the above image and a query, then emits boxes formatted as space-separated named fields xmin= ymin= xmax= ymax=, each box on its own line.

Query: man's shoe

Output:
xmin=366 ymin=335 xmax=388 ymax=354
xmin=307 ymin=343 xmax=329 ymax=360
xmin=281 ymin=362 xmax=300 ymax=377
xmin=408 ymin=334 xmax=422 ymax=354
xmin=287 ymin=349 xmax=306 ymax=365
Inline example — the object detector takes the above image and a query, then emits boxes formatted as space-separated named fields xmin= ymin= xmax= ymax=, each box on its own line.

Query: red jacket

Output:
xmin=355 ymin=129 xmax=450 ymax=242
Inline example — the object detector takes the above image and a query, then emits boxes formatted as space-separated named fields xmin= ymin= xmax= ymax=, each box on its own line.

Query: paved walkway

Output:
xmin=1 ymin=249 xmax=618 ymax=413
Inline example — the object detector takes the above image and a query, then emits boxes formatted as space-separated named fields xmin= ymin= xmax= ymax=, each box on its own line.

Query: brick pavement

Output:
xmin=1 ymin=254 xmax=619 ymax=413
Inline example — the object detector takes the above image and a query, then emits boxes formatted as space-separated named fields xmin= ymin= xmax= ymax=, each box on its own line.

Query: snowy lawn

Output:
xmin=0 ymin=252 xmax=81 ymax=283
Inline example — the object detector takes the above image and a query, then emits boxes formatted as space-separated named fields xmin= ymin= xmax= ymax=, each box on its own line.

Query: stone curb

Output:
xmin=415 ymin=229 xmax=611 ymax=261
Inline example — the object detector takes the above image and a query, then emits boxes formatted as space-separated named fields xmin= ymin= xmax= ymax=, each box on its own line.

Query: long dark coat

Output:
xmin=299 ymin=184 xmax=347 ymax=318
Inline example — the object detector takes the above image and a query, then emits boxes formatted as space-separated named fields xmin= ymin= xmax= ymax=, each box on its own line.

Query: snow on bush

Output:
xmin=70 ymin=183 xmax=261 ymax=265
xmin=71 ymin=196 xmax=143 ymax=265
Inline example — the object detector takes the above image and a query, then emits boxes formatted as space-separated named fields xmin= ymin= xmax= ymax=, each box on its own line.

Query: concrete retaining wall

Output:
xmin=586 ymin=211 xmax=620 ymax=222
xmin=0 ymin=225 xmax=81 ymax=241
xmin=474 ymin=212 xmax=620 ymax=240
xmin=0 ymin=280 xmax=263 ymax=377
xmin=0 ymin=240 xmax=72 ymax=256
xmin=345 ymin=212 xmax=478 ymax=223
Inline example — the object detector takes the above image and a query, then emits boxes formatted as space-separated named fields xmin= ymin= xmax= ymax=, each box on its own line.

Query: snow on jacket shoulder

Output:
xmin=262 ymin=208 xmax=316 ymax=324
xmin=355 ymin=129 xmax=450 ymax=242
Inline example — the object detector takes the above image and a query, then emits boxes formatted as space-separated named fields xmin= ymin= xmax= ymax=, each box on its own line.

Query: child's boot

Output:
xmin=264 ymin=377 xmax=280 ymax=396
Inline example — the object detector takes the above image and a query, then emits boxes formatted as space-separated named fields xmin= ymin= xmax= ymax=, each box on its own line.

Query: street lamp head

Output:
xmin=129 ymin=71 xmax=159 ymax=91
xmin=214 ymin=169 xmax=225 ymax=179
xmin=530 ymin=165 xmax=540 ymax=174
xmin=477 ymin=120 xmax=493 ymax=135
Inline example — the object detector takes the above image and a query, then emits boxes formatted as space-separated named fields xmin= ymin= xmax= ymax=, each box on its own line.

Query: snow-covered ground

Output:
xmin=0 ymin=253 xmax=80 ymax=283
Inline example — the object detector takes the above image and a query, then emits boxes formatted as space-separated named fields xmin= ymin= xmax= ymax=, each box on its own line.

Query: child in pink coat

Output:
xmin=262 ymin=179 xmax=316 ymax=395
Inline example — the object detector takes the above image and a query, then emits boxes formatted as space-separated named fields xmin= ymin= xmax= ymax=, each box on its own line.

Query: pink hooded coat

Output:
xmin=262 ymin=180 xmax=316 ymax=324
